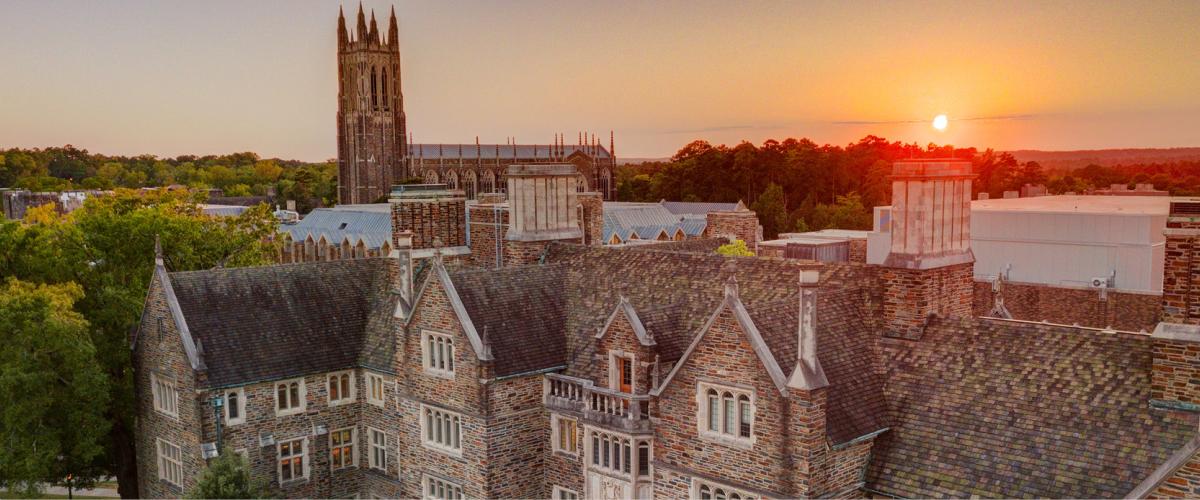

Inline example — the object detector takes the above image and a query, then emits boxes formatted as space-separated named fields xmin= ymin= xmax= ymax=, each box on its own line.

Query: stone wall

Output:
xmin=467 ymin=204 xmax=508 ymax=269
xmin=705 ymin=209 xmax=761 ymax=254
xmin=578 ymin=192 xmax=604 ymax=246
xmin=848 ymin=239 xmax=867 ymax=263
xmin=391 ymin=195 xmax=466 ymax=249
xmin=134 ymin=273 xmax=206 ymax=498
xmin=1152 ymin=337 xmax=1200 ymax=409
xmin=652 ymin=306 xmax=794 ymax=497
xmin=973 ymin=280 xmax=1161 ymax=332
xmin=504 ymin=239 xmax=556 ymax=267
xmin=880 ymin=263 xmax=974 ymax=339
xmin=1163 ymin=216 xmax=1200 ymax=325
xmin=485 ymin=375 xmax=548 ymax=498
xmin=1149 ymin=449 xmax=1200 ymax=498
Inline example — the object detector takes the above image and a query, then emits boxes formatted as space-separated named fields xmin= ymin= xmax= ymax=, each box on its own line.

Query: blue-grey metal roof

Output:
xmin=280 ymin=207 xmax=393 ymax=250
xmin=411 ymin=144 xmax=612 ymax=160
xmin=660 ymin=201 xmax=739 ymax=216
xmin=602 ymin=202 xmax=706 ymax=244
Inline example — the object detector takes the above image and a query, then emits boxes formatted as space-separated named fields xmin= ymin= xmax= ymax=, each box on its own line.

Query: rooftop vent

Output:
xmin=1170 ymin=201 xmax=1200 ymax=217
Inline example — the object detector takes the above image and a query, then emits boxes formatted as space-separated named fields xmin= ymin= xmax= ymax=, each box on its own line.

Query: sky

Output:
xmin=1 ymin=0 xmax=1198 ymax=161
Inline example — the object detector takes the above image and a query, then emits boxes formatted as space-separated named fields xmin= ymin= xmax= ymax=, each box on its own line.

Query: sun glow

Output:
xmin=932 ymin=114 xmax=949 ymax=131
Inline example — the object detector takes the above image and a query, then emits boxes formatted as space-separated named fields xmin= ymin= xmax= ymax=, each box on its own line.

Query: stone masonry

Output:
xmin=389 ymin=184 xmax=467 ymax=249
xmin=705 ymin=202 xmax=761 ymax=254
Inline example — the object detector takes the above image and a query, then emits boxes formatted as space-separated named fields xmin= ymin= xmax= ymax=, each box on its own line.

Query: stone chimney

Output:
xmin=786 ymin=269 xmax=832 ymax=497
xmin=704 ymin=201 xmax=761 ymax=253
xmin=389 ymin=184 xmax=466 ymax=250
xmin=1151 ymin=198 xmax=1200 ymax=410
xmin=880 ymin=159 xmax=976 ymax=339
xmin=788 ymin=269 xmax=827 ymax=390
xmin=502 ymin=164 xmax=583 ymax=265
xmin=577 ymin=192 xmax=604 ymax=246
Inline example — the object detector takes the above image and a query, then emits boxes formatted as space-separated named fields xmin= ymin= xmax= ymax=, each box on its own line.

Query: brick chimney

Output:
xmin=389 ymin=184 xmax=467 ymax=249
xmin=880 ymin=159 xmax=976 ymax=339
xmin=704 ymin=201 xmax=762 ymax=254
xmin=577 ymin=192 xmax=604 ymax=246
xmin=502 ymin=164 xmax=583 ymax=265
xmin=391 ymin=231 xmax=416 ymax=319
xmin=1151 ymin=198 xmax=1200 ymax=410
xmin=788 ymin=270 xmax=831 ymax=497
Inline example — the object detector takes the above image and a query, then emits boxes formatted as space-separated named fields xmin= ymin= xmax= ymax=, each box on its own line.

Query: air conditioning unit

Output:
xmin=201 ymin=442 xmax=219 ymax=459
xmin=1090 ymin=277 xmax=1109 ymax=288
xmin=259 ymin=432 xmax=275 ymax=448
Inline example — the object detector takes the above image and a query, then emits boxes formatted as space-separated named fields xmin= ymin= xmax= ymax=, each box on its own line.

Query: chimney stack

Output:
xmin=787 ymin=269 xmax=828 ymax=390
xmin=1151 ymin=198 xmax=1200 ymax=411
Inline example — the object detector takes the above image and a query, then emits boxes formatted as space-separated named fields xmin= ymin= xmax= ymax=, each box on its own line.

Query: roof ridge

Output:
xmin=167 ymin=256 xmax=389 ymax=277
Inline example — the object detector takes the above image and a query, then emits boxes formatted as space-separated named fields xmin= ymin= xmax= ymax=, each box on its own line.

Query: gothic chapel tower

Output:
xmin=338 ymin=4 xmax=408 ymax=204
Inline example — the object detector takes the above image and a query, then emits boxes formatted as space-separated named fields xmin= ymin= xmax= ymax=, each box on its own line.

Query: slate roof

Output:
xmin=411 ymin=144 xmax=612 ymax=160
xmin=602 ymin=202 xmax=707 ymax=244
xmin=448 ymin=264 xmax=568 ymax=377
xmin=166 ymin=258 xmax=398 ymax=388
xmin=866 ymin=317 xmax=1199 ymax=499
xmin=280 ymin=207 xmax=393 ymax=250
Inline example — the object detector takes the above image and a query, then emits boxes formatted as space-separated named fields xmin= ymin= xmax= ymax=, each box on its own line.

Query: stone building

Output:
xmin=133 ymin=160 xmax=1200 ymax=498
xmin=336 ymin=6 xmax=616 ymax=204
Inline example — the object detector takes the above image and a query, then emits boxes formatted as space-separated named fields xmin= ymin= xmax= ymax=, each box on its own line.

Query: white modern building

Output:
xmin=867 ymin=196 xmax=1170 ymax=293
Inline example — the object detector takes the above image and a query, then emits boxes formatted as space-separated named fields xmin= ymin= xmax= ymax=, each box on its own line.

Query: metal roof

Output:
xmin=280 ymin=207 xmax=393 ymax=250
xmin=660 ymin=200 xmax=739 ymax=216
xmin=411 ymin=144 xmax=611 ymax=160
xmin=602 ymin=202 xmax=706 ymax=244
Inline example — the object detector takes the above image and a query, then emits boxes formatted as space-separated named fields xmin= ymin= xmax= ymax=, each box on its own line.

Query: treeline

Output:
xmin=616 ymin=136 xmax=1200 ymax=238
xmin=0 ymin=145 xmax=337 ymax=211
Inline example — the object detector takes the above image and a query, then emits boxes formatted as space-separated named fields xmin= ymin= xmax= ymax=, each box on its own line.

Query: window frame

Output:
xmin=329 ymin=426 xmax=357 ymax=471
xmin=277 ymin=437 xmax=308 ymax=484
xmin=368 ymin=427 xmax=387 ymax=471
xmin=327 ymin=370 xmax=356 ymax=407
xmin=585 ymin=427 xmax=634 ymax=478
xmin=155 ymin=438 xmax=183 ymax=488
xmin=274 ymin=377 xmax=307 ymax=417
xmin=608 ymin=351 xmax=635 ymax=393
xmin=366 ymin=372 xmax=386 ymax=407
xmin=552 ymin=485 xmax=580 ymax=500
xmin=224 ymin=387 xmax=245 ymax=426
xmin=551 ymin=414 xmax=579 ymax=456
xmin=696 ymin=382 xmax=756 ymax=447
xmin=421 ymin=330 xmax=456 ymax=378
xmin=422 ymin=474 xmax=464 ymax=500
xmin=420 ymin=404 xmax=463 ymax=457
xmin=150 ymin=373 xmax=179 ymax=419
xmin=693 ymin=478 xmax=757 ymax=500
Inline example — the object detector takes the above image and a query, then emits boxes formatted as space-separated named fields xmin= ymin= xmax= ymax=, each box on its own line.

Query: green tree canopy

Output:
xmin=185 ymin=448 xmax=269 ymax=499
xmin=0 ymin=279 xmax=110 ymax=497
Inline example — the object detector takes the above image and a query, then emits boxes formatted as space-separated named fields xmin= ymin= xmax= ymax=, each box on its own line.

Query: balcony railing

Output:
xmin=544 ymin=373 xmax=651 ymax=432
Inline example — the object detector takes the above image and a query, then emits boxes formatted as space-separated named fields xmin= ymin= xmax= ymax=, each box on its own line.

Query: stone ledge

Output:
xmin=1152 ymin=322 xmax=1200 ymax=343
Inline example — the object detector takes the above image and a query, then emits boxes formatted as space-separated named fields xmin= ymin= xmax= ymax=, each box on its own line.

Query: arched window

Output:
xmin=706 ymin=389 xmax=719 ymax=432
xmin=463 ymin=170 xmax=478 ymax=200
xmin=722 ymin=392 xmax=735 ymax=434
xmin=424 ymin=170 xmax=439 ymax=184
xmin=738 ymin=394 xmax=752 ymax=437
xmin=446 ymin=170 xmax=459 ymax=190
xmin=227 ymin=392 xmax=239 ymax=420
xmin=481 ymin=170 xmax=495 ymax=195
xmin=381 ymin=68 xmax=389 ymax=111
xmin=576 ymin=175 xmax=587 ymax=193
xmin=600 ymin=167 xmax=612 ymax=198
xmin=370 ymin=66 xmax=378 ymax=110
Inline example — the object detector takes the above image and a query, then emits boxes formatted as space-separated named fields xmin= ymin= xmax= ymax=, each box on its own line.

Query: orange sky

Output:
xmin=1 ymin=0 xmax=1198 ymax=160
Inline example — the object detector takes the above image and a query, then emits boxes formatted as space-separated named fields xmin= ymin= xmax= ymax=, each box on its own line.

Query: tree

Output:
xmin=716 ymin=239 xmax=754 ymax=257
xmin=0 ymin=189 xmax=280 ymax=498
xmin=750 ymin=183 xmax=788 ymax=240
xmin=185 ymin=448 xmax=269 ymax=499
xmin=0 ymin=279 xmax=110 ymax=497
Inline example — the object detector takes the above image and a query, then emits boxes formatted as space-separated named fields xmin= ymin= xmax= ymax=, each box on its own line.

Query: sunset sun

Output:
xmin=932 ymin=114 xmax=948 ymax=131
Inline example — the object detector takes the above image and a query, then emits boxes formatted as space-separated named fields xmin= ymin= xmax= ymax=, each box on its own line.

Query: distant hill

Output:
xmin=1007 ymin=147 xmax=1200 ymax=170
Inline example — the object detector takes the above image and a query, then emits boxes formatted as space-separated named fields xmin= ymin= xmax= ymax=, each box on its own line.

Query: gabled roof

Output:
xmin=660 ymin=200 xmax=740 ymax=216
xmin=280 ymin=207 xmax=392 ymax=250
xmin=596 ymin=296 xmax=655 ymax=346
xmin=867 ymin=317 xmax=1199 ymax=499
xmin=166 ymin=258 xmax=399 ymax=388
xmin=448 ymin=263 xmax=567 ymax=377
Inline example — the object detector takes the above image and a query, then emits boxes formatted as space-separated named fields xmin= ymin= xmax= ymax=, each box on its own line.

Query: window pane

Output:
xmin=278 ymin=384 xmax=287 ymax=409
xmin=739 ymin=398 xmax=752 ymax=438
xmin=602 ymin=436 xmax=610 ymax=467
xmin=708 ymin=393 xmax=719 ymax=431
xmin=638 ymin=442 xmax=649 ymax=476
xmin=623 ymin=441 xmax=631 ymax=473
xmin=342 ymin=375 xmax=350 ymax=399
xmin=700 ymin=485 xmax=711 ymax=500
xmin=330 ymin=376 xmax=339 ymax=400
xmin=592 ymin=434 xmax=600 ymax=465
xmin=447 ymin=342 xmax=454 ymax=372
xmin=228 ymin=393 xmax=239 ymax=419
xmin=723 ymin=396 xmax=735 ymax=434
xmin=290 ymin=383 xmax=299 ymax=409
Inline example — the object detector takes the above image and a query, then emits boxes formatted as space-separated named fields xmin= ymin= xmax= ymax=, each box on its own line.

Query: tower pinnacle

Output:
xmin=369 ymin=10 xmax=379 ymax=44
xmin=388 ymin=6 xmax=399 ymax=47
xmin=356 ymin=2 xmax=367 ymax=41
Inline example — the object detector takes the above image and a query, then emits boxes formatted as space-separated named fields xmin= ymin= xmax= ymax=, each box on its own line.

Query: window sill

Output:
xmin=553 ymin=449 xmax=580 ymax=459
xmin=421 ymin=441 xmax=464 ymax=458
xmin=331 ymin=465 xmax=358 ymax=473
xmin=279 ymin=477 xmax=310 ymax=488
xmin=275 ymin=408 xmax=306 ymax=417
xmin=329 ymin=399 xmax=356 ymax=408
xmin=698 ymin=432 xmax=755 ymax=450
xmin=367 ymin=399 xmax=386 ymax=408
xmin=423 ymin=369 xmax=455 ymax=380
